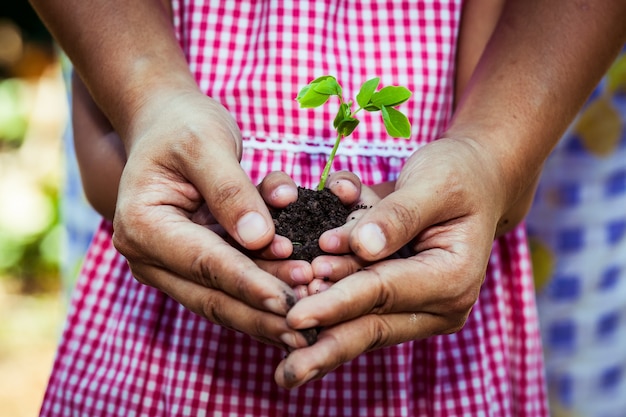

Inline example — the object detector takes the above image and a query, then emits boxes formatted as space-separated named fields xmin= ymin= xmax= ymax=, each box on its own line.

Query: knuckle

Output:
xmin=127 ymin=264 xmax=149 ymax=286
xmin=445 ymin=289 xmax=478 ymax=319
xmin=189 ymin=252 xmax=218 ymax=287
xmin=368 ymin=267 xmax=396 ymax=313
xmin=111 ymin=205 xmax=153 ymax=261
xmin=438 ymin=287 xmax=478 ymax=334
xmin=211 ymin=179 xmax=245 ymax=209
xmin=200 ymin=296 xmax=231 ymax=329
xmin=252 ymin=315 xmax=270 ymax=340
xmin=326 ymin=332 xmax=356 ymax=365
xmin=366 ymin=317 xmax=393 ymax=351
xmin=441 ymin=312 xmax=471 ymax=335
xmin=384 ymin=203 xmax=419 ymax=240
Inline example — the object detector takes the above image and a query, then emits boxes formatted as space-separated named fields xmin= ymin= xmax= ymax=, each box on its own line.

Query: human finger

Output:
xmin=156 ymin=97 xmax=276 ymax=251
xmin=253 ymin=258 xmax=314 ymax=287
xmin=136 ymin=262 xmax=316 ymax=350
xmin=116 ymin=204 xmax=298 ymax=316
xmin=324 ymin=171 xmax=361 ymax=206
xmin=317 ymin=180 xmax=380 ymax=256
xmin=287 ymin=251 xmax=483 ymax=331
xmin=275 ymin=311 xmax=450 ymax=388
xmin=306 ymin=278 xmax=333 ymax=295
xmin=347 ymin=140 xmax=496 ymax=261
xmin=257 ymin=171 xmax=299 ymax=208
xmin=311 ymin=254 xmax=370 ymax=281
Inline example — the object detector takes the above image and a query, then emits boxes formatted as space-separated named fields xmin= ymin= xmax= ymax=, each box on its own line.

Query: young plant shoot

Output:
xmin=296 ymin=75 xmax=412 ymax=190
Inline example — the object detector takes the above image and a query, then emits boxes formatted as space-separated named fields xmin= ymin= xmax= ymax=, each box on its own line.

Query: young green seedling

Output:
xmin=296 ymin=75 xmax=412 ymax=190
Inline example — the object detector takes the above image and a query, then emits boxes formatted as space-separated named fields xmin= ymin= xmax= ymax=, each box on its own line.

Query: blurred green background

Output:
xmin=1 ymin=2 xmax=69 ymax=416
xmin=1 ymin=2 xmax=62 ymax=293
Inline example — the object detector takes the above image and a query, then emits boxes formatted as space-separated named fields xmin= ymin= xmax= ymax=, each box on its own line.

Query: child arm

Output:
xmin=72 ymin=71 xmax=126 ymax=221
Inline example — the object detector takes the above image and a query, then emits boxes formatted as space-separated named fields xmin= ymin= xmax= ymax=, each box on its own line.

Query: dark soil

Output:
xmin=271 ymin=187 xmax=351 ymax=262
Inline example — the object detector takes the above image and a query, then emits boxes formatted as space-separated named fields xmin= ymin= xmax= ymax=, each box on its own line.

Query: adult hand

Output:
xmin=112 ymin=90 xmax=312 ymax=351
xmin=274 ymin=138 xmax=504 ymax=388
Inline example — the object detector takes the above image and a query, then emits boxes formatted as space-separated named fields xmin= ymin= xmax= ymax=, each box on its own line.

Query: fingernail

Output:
xmin=279 ymin=333 xmax=299 ymax=349
xmin=357 ymin=223 xmax=386 ymax=256
xmin=303 ymin=369 xmax=320 ymax=382
xmin=273 ymin=185 xmax=298 ymax=202
xmin=315 ymin=262 xmax=333 ymax=278
xmin=264 ymin=296 xmax=287 ymax=314
xmin=330 ymin=179 xmax=358 ymax=195
xmin=237 ymin=211 xmax=271 ymax=244
xmin=295 ymin=317 xmax=319 ymax=329
xmin=316 ymin=281 xmax=332 ymax=293
xmin=309 ymin=279 xmax=332 ymax=294
xmin=291 ymin=266 xmax=309 ymax=284
xmin=325 ymin=235 xmax=340 ymax=251
xmin=272 ymin=238 xmax=292 ymax=258
xmin=293 ymin=285 xmax=309 ymax=300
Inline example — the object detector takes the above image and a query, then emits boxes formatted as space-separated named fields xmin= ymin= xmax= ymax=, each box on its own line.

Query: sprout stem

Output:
xmin=317 ymin=131 xmax=344 ymax=191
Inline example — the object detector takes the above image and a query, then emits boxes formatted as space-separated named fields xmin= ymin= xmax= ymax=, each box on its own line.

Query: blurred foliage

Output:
xmin=0 ymin=180 xmax=62 ymax=293
xmin=0 ymin=78 xmax=28 ymax=149
xmin=0 ymin=3 xmax=63 ymax=294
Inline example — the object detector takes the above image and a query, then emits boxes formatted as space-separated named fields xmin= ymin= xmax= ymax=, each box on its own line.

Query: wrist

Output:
xmin=436 ymin=132 xmax=539 ymax=234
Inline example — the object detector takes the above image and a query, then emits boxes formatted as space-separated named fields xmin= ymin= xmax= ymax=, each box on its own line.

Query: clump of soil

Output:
xmin=271 ymin=187 xmax=350 ymax=262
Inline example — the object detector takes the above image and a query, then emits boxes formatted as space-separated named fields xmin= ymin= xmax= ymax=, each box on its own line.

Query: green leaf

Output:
xmin=371 ymin=86 xmax=412 ymax=107
xmin=313 ymin=77 xmax=342 ymax=96
xmin=296 ymin=85 xmax=331 ymax=108
xmin=356 ymin=77 xmax=380 ymax=108
xmin=363 ymin=104 xmax=380 ymax=112
xmin=336 ymin=117 xmax=359 ymax=136
xmin=333 ymin=103 xmax=351 ymax=129
xmin=309 ymin=75 xmax=335 ymax=84
xmin=380 ymin=106 xmax=411 ymax=138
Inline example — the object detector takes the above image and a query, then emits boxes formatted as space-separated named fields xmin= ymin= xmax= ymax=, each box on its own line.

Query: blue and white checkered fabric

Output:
xmin=528 ymin=50 xmax=626 ymax=417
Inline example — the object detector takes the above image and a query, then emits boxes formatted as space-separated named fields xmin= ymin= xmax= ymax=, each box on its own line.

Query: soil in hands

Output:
xmin=271 ymin=187 xmax=351 ymax=262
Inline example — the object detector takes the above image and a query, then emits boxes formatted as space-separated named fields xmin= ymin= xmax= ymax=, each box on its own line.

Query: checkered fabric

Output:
xmin=528 ymin=50 xmax=626 ymax=417
xmin=40 ymin=1 xmax=548 ymax=416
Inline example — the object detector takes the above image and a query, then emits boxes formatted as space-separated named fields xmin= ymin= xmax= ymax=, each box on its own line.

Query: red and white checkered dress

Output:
xmin=41 ymin=1 xmax=548 ymax=416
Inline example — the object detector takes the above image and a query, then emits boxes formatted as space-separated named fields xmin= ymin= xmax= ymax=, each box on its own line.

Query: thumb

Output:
xmin=349 ymin=179 xmax=459 ymax=261
xmin=188 ymin=150 xmax=275 ymax=251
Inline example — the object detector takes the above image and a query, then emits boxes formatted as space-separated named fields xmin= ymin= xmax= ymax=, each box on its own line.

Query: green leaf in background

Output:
xmin=313 ymin=76 xmax=342 ymax=96
xmin=296 ymin=85 xmax=331 ymax=108
xmin=363 ymin=103 xmax=381 ymax=112
xmin=371 ymin=86 xmax=412 ymax=107
xmin=336 ymin=117 xmax=360 ymax=137
xmin=356 ymin=77 xmax=380 ymax=108
xmin=380 ymin=106 xmax=411 ymax=138
xmin=333 ymin=102 xmax=351 ymax=129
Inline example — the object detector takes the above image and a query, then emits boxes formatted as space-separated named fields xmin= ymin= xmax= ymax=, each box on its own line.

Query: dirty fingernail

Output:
xmin=357 ymin=223 xmax=386 ymax=256
xmin=237 ymin=211 xmax=271 ymax=244
xmin=293 ymin=285 xmax=309 ymax=300
xmin=330 ymin=179 xmax=358 ymax=195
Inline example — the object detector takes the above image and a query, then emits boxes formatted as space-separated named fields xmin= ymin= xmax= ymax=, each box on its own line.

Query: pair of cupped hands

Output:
xmin=112 ymin=93 xmax=501 ymax=389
